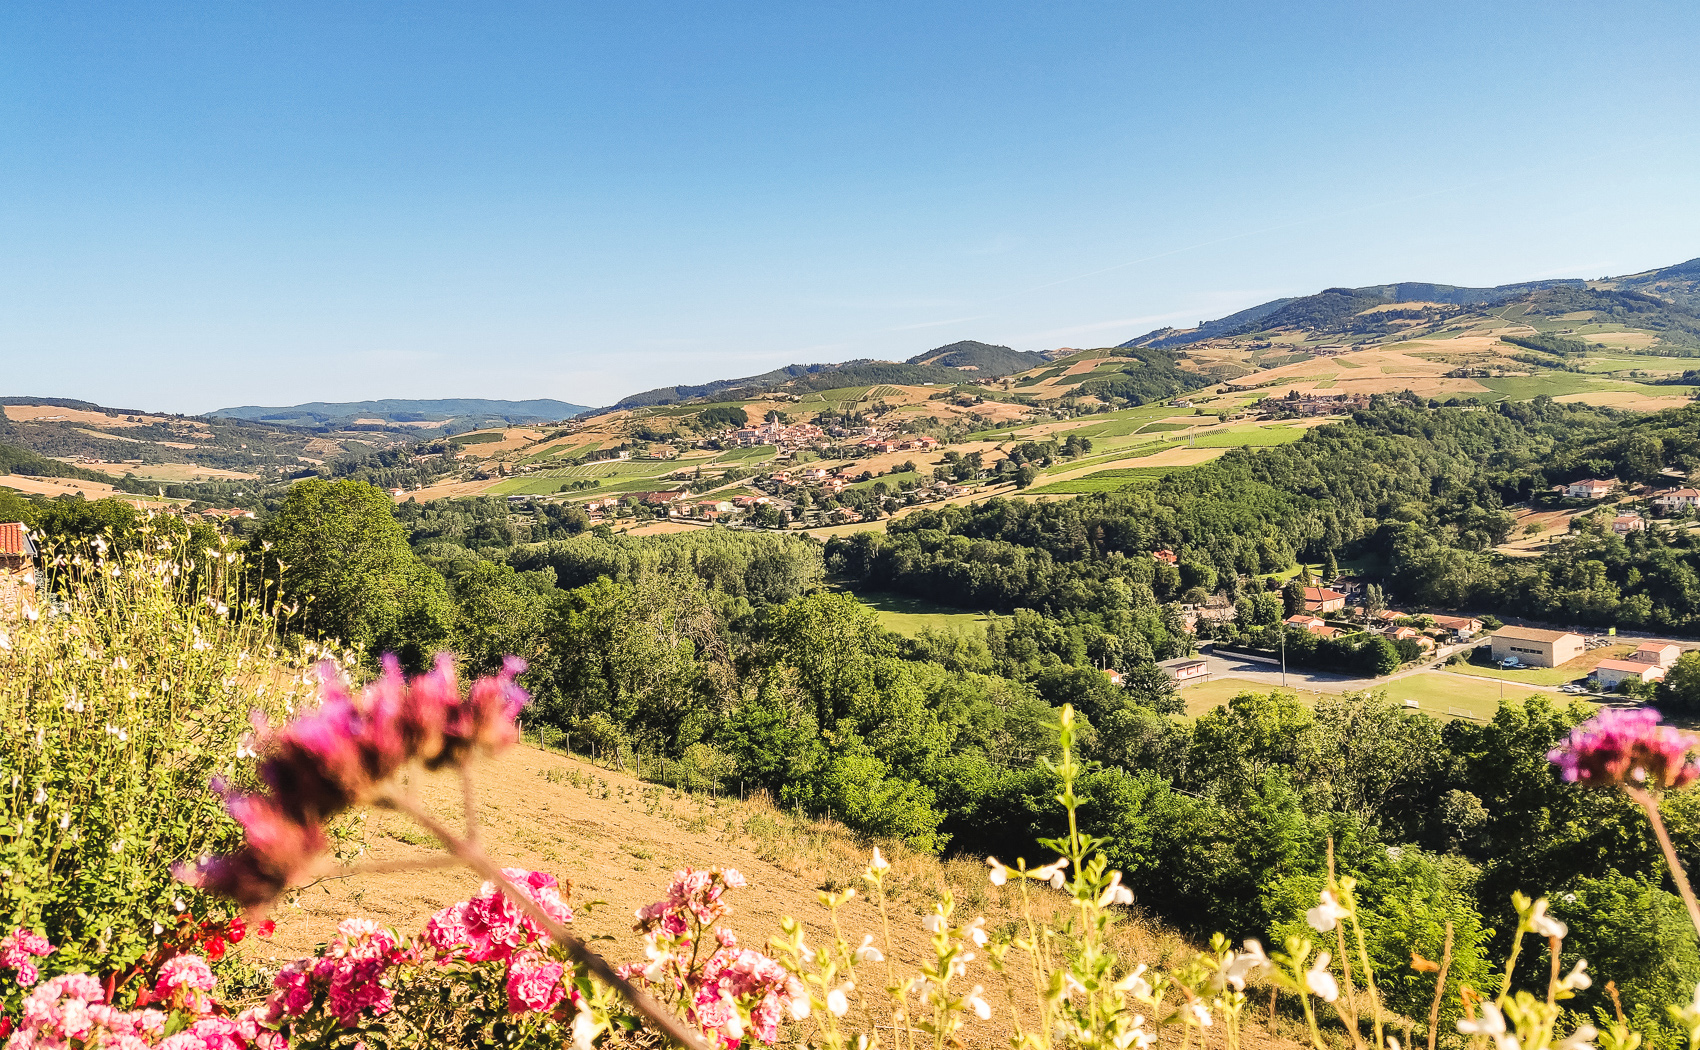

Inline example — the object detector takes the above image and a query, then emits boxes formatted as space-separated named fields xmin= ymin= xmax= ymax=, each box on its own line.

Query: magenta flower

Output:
xmin=1547 ymin=707 xmax=1700 ymax=790
xmin=181 ymin=653 xmax=531 ymax=912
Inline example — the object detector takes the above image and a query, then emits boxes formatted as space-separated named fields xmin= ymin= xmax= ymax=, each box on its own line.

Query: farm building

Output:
xmin=1302 ymin=586 xmax=1347 ymax=613
xmin=1631 ymin=643 xmax=1682 ymax=668
xmin=1158 ymin=657 xmax=1210 ymax=684
xmin=0 ymin=522 xmax=38 ymax=619
xmin=1592 ymin=659 xmax=1666 ymax=689
xmin=1489 ymin=626 xmax=1585 ymax=668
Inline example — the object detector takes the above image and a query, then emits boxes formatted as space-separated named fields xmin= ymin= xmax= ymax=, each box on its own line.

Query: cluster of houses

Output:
xmin=1252 ymin=392 xmax=1373 ymax=418
xmin=726 ymin=419 xmax=826 ymax=448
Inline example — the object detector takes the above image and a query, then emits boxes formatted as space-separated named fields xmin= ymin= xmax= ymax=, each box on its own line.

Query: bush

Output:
xmin=0 ymin=524 xmax=325 ymax=1006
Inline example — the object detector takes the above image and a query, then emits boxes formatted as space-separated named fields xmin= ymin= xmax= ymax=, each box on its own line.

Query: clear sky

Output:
xmin=3 ymin=1 xmax=1698 ymax=413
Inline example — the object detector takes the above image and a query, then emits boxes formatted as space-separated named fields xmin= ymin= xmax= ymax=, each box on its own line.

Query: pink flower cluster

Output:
xmin=0 ymin=929 xmax=54 ymax=987
xmin=424 ymin=869 xmax=578 ymax=1018
xmin=1548 ymin=707 xmax=1700 ymax=790
xmin=5 ymin=964 xmax=278 ymax=1050
xmin=424 ymin=868 xmax=574 ymax=965
xmin=266 ymin=919 xmax=407 ymax=1028
xmin=178 ymin=654 xmax=529 ymax=909
xmin=633 ymin=867 xmax=746 ymax=936
xmin=620 ymin=869 xmax=799 ymax=1047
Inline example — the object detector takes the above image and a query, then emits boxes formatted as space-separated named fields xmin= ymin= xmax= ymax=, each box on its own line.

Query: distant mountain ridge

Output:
xmin=212 ymin=398 xmax=590 ymax=431
xmin=1122 ymin=277 xmax=1591 ymax=349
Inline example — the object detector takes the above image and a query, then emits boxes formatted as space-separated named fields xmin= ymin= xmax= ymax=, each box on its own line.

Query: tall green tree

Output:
xmin=254 ymin=478 xmax=453 ymax=668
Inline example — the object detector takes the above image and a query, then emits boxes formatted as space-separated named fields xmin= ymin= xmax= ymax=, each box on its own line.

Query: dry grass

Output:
xmin=246 ymin=744 xmax=1322 ymax=1050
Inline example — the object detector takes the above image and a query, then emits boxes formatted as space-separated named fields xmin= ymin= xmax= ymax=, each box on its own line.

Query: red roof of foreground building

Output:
xmin=0 ymin=522 xmax=35 ymax=557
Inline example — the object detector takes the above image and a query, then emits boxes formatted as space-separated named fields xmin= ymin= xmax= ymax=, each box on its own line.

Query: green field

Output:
xmin=848 ymin=470 xmax=918 ymax=490
xmin=1026 ymin=464 xmax=1201 ymax=495
xmin=1474 ymin=374 xmax=1678 ymax=400
xmin=1176 ymin=672 xmax=1560 ymax=722
xmin=1186 ymin=425 xmax=1307 ymax=448
xmin=845 ymin=590 xmax=990 ymax=636
xmin=1575 ymin=355 xmax=1693 ymax=374
xmin=716 ymin=445 xmax=778 ymax=462
xmin=1136 ymin=422 xmax=1189 ymax=434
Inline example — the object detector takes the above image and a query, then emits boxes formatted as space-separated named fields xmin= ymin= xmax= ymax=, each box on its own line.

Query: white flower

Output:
xmin=1388 ymin=1039 xmax=1401 ymax=1050
xmin=1063 ymin=973 xmax=1087 ymax=999
xmin=1305 ymin=952 xmax=1339 ymax=1002
xmin=789 ymin=993 xmax=811 ymax=1020
xmin=986 ymin=857 xmax=1008 ymax=886
xmin=855 ymin=935 xmax=885 ymax=964
xmin=1224 ymin=939 xmax=1269 ymax=991
xmin=1527 ymin=899 xmax=1568 ymax=939
xmin=964 ymin=917 xmax=988 ymax=947
xmin=923 ymin=913 xmax=946 ymax=934
xmin=1098 ymin=871 xmax=1135 ymax=908
xmin=1188 ymin=1002 xmax=1213 ymax=1027
xmin=110 ymin=839 xmax=125 ymax=854
xmin=0 ymin=631 xmax=10 ymax=652
xmin=721 ymin=996 xmax=744 ymax=1040
xmin=1032 ymin=859 xmax=1068 ymax=889
xmin=1557 ymin=1025 xmax=1597 ymax=1050
xmin=967 ymin=985 xmax=992 ymax=1020
xmin=869 ymin=847 xmax=890 ymax=873
xmin=32 ymin=785 xmax=46 ymax=805
xmin=826 ymin=982 xmax=854 ymax=1017
xmin=571 ymin=1009 xmax=598 ymax=1050
xmin=1307 ymin=890 xmax=1351 ymax=933
xmin=1458 ymin=1002 xmax=1520 ymax=1050
xmin=1561 ymin=959 xmax=1591 ymax=992
xmin=58 ymin=812 xmax=70 ymax=830
xmin=1113 ymin=964 xmax=1152 ymax=999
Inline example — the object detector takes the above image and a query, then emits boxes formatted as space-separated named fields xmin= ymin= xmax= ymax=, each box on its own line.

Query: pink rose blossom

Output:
xmin=505 ymin=953 xmax=566 ymax=1014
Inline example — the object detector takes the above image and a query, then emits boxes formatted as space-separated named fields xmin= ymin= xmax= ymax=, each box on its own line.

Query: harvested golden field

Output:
xmin=4 ymin=405 xmax=158 ymax=427
xmin=1554 ymin=391 xmax=1694 ymax=411
xmin=0 ymin=474 xmax=172 ymax=504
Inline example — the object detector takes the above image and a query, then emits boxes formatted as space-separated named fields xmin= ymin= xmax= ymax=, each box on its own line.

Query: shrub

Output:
xmin=0 ymin=524 xmax=324 ymax=1011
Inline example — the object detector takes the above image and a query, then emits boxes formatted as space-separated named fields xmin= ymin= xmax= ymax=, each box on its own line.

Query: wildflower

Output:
xmin=1458 ymin=1002 xmax=1520 ymax=1050
xmin=1547 ymin=707 xmax=1700 ymax=790
xmin=1305 ymin=952 xmax=1339 ymax=1002
xmin=1097 ymin=871 xmax=1135 ymax=908
xmin=32 ymin=785 xmax=45 ymax=805
xmin=1561 ymin=959 xmax=1591 ymax=991
xmin=1223 ymin=939 xmax=1269 ymax=991
xmin=1188 ymin=1001 xmax=1213 ymax=1027
xmin=1557 ymin=1025 xmax=1598 ymax=1050
xmin=1032 ymin=858 xmax=1068 ymax=889
xmin=181 ymin=654 xmax=530 ymax=911
xmin=869 ymin=847 xmax=890 ymax=873
xmin=789 ymin=994 xmax=811 ymax=1020
xmin=0 ymin=631 xmax=9 ymax=652
xmin=572 ymin=1008 xmax=599 ymax=1050
xmin=986 ymin=856 xmax=1008 ymax=885
xmin=1525 ymin=898 xmax=1568 ymax=939
xmin=826 ymin=982 xmax=854 ymax=1017
xmin=1113 ymin=963 xmax=1152 ymax=999
xmin=855 ymin=934 xmax=884 ymax=964
xmin=1306 ymin=889 xmax=1351 ymax=933
xmin=967 ymin=985 xmax=992 ymax=1020
xmin=963 ymin=917 xmax=989 ymax=947
xmin=922 ymin=912 xmax=945 ymax=934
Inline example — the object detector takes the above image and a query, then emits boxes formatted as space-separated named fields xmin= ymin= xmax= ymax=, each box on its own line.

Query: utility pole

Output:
xmin=1281 ymin=624 xmax=1288 ymax=687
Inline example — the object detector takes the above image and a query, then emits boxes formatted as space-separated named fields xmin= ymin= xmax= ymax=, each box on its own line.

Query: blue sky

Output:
xmin=3 ymin=1 xmax=1698 ymax=412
